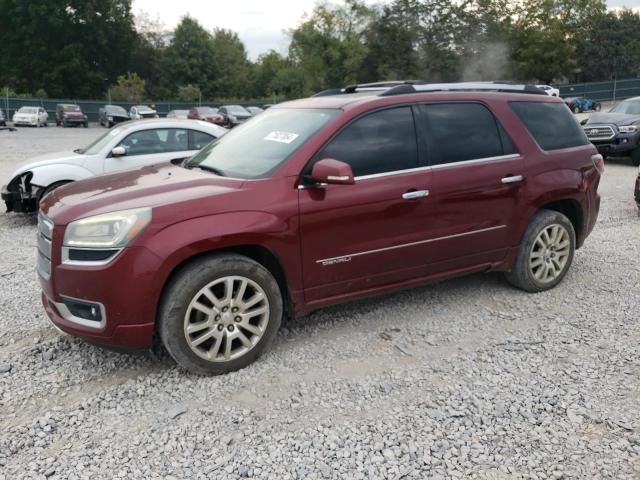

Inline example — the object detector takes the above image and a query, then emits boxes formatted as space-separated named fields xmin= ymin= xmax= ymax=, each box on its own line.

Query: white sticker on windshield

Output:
xmin=264 ymin=131 xmax=299 ymax=144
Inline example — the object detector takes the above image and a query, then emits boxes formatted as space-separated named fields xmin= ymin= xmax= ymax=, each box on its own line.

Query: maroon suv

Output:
xmin=37 ymin=82 xmax=602 ymax=375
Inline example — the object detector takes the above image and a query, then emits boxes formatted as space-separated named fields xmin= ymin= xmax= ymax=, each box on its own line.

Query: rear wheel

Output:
xmin=38 ymin=181 xmax=72 ymax=205
xmin=505 ymin=210 xmax=575 ymax=292
xmin=594 ymin=103 xmax=601 ymax=112
xmin=573 ymin=106 xmax=581 ymax=114
xmin=159 ymin=254 xmax=283 ymax=375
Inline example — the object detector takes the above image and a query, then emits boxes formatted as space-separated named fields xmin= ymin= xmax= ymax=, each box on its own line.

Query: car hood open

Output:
xmin=42 ymin=163 xmax=246 ymax=225
xmin=586 ymin=112 xmax=640 ymax=126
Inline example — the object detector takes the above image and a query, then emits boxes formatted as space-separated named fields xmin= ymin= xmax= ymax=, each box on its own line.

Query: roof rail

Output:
xmin=312 ymin=80 xmax=427 ymax=97
xmin=381 ymin=82 xmax=546 ymax=96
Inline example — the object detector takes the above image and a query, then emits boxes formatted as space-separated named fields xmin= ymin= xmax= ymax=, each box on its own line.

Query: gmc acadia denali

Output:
xmin=37 ymin=81 xmax=603 ymax=375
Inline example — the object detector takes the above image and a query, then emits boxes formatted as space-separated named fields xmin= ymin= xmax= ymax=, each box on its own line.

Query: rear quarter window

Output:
xmin=510 ymin=101 xmax=589 ymax=151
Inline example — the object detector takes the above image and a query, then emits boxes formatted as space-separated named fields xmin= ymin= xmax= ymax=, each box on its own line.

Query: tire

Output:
xmin=83 ymin=122 xmax=88 ymax=128
xmin=505 ymin=209 xmax=576 ymax=293
xmin=594 ymin=103 xmax=601 ymax=112
xmin=38 ymin=181 xmax=72 ymax=205
xmin=159 ymin=253 xmax=283 ymax=375
xmin=632 ymin=148 xmax=640 ymax=167
xmin=573 ymin=106 xmax=581 ymax=114
xmin=62 ymin=120 xmax=67 ymax=128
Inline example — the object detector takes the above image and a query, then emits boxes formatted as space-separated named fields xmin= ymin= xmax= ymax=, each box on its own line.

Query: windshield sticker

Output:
xmin=264 ymin=131 xmax=299 ymax=144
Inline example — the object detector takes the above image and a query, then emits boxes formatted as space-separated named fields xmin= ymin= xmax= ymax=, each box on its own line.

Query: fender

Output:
xmin=28 ymin=164 xmax=94 ymax=189
xmin=143 ymin=210 xmax=302 ymax=303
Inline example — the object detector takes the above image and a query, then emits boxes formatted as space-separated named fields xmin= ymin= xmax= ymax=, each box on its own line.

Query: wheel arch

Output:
xmin=538 ymin=198 xmax=583 ymax=245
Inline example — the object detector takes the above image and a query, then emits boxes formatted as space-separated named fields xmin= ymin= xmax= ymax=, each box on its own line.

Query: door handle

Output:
xmin=402 ymin=190 xmax=429 ymax=200
xmin=501 ymin=175 xmax=523 ymax=184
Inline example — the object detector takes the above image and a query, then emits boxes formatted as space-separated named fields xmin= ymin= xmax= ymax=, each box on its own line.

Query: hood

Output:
xmin=586 ymin=112 xmax=640 ymax=126
xmin=42 ymin=163 xmax=246 ymax=226
xmin=9 ymin=150 xmax=88 ymax=179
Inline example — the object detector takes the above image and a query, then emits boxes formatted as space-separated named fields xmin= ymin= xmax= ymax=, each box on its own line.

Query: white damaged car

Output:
xmin=2 ymin=119 xmax=226 ymax=212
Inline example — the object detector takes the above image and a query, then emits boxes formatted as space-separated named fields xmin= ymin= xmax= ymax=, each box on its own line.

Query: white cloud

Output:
xmin=133 ymin=0 xmax=384 ymax=59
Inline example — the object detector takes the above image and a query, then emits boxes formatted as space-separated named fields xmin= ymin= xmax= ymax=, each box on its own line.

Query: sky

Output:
xmin=133 ymin=0 xmax=640 ymax=60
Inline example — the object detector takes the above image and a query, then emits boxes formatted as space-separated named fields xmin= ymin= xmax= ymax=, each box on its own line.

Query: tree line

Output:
xmin=0 ymin=0 xmax=637 ymax=102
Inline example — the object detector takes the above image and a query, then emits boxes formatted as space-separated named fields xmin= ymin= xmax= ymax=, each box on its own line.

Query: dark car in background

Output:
xmin=187 ymin=107 xmax=225 ymax=126
xmin=583 ymin=96 xmax=640 ymax=165
xmin=98 ymin=105 xmax=130 ymax=128
xmin=218 ymin=105 xmax=252 ymax=127
xmin=56 ymin=104 xmax=88 ymax=128
xmin=565 ymin=97 xmax=601 ymax=114
xmin=167 ymin=109 xmax=190 ymax=119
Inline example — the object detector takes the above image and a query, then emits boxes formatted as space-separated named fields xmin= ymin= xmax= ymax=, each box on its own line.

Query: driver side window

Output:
xmin=118 ymin=128 xmax=189 ymax=156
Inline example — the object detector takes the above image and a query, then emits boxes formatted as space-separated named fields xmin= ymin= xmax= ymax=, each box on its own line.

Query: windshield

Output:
xmin=64 ymin=105 xmax=81 ymax=112
xmin=610 ymin=100 xmax=640 ymax=115
xmin=186 ymin=108 xmax=338 ymax=179
xmin=106 ymin=106 xmax=126 ymax=115
xmin=18 ymin=107 xmax=37 ymax=114
xmin=225 ymin=105 xmax=250 ymax=116
xmin=80 ymin=127 xmax=123 ymax=155
xmin=136 ymin=106 xmax=154 ymax=112
xmin=198 ymin=107 xmax=218 ymax=115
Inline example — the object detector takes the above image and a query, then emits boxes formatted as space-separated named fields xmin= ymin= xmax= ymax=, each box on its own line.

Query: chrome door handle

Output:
xmin=402 ymin=190 xmax=429 ymax=200
xmin=501 ymin=175 xmax=523 ymax=184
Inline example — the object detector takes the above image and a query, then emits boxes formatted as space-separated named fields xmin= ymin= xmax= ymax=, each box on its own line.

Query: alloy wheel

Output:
xmin=529 ymin=224 xmax=571 ymax=284
xmin=184 ymin=276 xmax=270 ymax=362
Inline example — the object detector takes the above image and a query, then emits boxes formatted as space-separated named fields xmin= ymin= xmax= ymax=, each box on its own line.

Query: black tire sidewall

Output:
xmin=508 ymin=210 xmax=576 ymax=292
xmin=159 ymin=254 xmax=283 ymax=375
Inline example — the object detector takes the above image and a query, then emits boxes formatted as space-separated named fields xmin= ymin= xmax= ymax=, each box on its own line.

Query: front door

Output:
xmin=299 ymin=106 xmax=436 ymax=303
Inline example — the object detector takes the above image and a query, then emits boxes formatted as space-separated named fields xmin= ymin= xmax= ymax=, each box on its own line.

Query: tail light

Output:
xmin=591 ymin=154 xmax=605 ymax=174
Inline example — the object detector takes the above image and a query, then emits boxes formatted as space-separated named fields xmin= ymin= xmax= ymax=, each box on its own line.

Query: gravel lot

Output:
xmin=0 ymin=127 xmax=639 ymax=480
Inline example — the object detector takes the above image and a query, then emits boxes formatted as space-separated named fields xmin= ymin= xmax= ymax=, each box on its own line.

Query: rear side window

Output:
xmin=420 ymin=103 xmax=512 ymax=166
xmin=319 ymin=106 xmax=418 ymax=177
xmin=510 ymin=102 xmax=589 ymax=150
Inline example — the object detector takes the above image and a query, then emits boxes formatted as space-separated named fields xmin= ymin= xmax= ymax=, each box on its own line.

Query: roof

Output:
xmin=274 ymin=81 xmax=549 ymax=110
xmin=112 ymin=118 xmax=226 ymax=136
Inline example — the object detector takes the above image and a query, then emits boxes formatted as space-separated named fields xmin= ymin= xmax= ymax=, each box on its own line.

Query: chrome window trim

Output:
xmin=61 ymin=247 xmax=123 ymax=267
xmin=316 ymin=225 xmax=507 ymax=265
xmin=429 ymin=154 xmax=521 ymax=170
xmin=54 ymin=295 xmax=107 ymax=329
xmin=355 ymin=165 xmax=432 ymax=181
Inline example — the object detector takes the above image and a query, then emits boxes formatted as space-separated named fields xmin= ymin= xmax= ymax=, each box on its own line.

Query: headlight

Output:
xmin=619 ymin=125 xmax=639 ymax=134
xmin=63 ymin=208 xmax=152 ymax=248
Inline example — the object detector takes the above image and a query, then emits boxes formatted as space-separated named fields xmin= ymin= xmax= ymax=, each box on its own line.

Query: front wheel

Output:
xmin=505 ymin=210 xmax=576 ymax=292
xmin=573 ymin=106 xmax=581 ymax=114
xmin=159 ymin=254 xmax=283 ymax=375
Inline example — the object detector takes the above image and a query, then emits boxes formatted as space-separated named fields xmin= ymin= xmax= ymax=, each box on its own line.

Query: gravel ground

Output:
xmin=0 ymin=127 xmax=639 ymax=480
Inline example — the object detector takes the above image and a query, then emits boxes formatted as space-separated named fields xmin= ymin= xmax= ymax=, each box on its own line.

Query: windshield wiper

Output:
xmin=187 ymin=164 xmax=226 ymax=177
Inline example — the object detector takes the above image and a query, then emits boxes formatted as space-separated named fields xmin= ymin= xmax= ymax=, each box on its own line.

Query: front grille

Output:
xmin=37 ymin=212 xmax=53 ymax=279
xmin=584 ymin=125 xmax=615 ymax=141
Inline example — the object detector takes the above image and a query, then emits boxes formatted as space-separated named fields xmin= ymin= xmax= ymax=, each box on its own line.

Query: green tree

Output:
xmin=177 ymin=84 xmax=202 ymax=102
xmin=110 ymin=73 xmax=146 ymax=102
xmin=161 ymin=16 xmax=217 ymax=99
xmin=0 ymin=0 xmax=138 ymax=98
xmin=210 ymin=29 xmax=251 ymax=98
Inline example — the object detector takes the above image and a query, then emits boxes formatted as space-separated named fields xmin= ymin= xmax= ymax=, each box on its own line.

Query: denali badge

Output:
xmin=321 ymin=256 xmax=352 ymax=266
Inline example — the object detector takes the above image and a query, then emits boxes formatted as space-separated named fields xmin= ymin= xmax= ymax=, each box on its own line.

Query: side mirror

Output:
xmin=310 ymin=158 xmax=355 ymax=185
xmin=580 ymin=118 xmax=588 ymax=125
xmin=111 ymin=146 xmax=126 ymax=157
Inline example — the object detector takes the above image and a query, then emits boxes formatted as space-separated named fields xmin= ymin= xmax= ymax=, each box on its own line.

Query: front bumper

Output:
xmin=39 ymin=236 xmax=165 ymax=349
xmin=2 ymin=183 xmax=40 ymax=213
xmin=61 ymin=117 xmax=86 ymax=124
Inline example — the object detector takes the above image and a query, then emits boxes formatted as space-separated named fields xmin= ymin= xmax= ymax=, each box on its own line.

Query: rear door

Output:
xmin=416 ymin=102 xmax=526 ymax=272
xmin=298 ymin=105 xmax=436 ymax=302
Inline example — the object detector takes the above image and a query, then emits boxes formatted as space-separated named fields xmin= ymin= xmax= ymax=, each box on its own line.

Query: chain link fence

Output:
xmin=557 ymin=78 xmax=640 ymax=102
xmin=0 ymin=96 xmax=272 ymax=123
